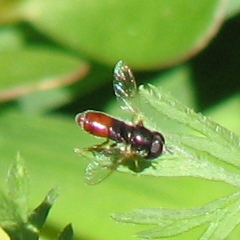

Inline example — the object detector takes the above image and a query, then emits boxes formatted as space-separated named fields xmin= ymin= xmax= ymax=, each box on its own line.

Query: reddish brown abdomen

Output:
xmin=75 ymin=110 xmax=113 ymax=138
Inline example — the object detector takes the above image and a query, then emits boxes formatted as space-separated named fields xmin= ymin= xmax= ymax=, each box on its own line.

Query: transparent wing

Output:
xmin=85 ymin=159 xmax=113 ymax=185
xmin=76 ymin=147 xmax=123 ymax=185
xmin=113 ymin=61 xmax=141 ymax=116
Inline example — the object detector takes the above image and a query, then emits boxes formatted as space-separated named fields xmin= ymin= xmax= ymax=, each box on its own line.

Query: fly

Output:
xmin=75 ymin=60 xmax=165 ymax=185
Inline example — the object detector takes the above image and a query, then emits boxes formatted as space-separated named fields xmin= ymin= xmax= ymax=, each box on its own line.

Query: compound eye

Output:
xmin=146 ymin=132 xmax=165 ymax=159
xmin=151 ymin=140 xmax=163 ymax=156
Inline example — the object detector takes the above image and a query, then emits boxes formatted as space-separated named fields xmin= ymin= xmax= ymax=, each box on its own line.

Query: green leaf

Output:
xmin=0 ymin=155 xmax=67 ymax=240
xmin=0 ymin=107 xmax=238 ymax=239
xmin=28 ymin=188 xmax=59 ymax=231
xmin=139 ymin=85 xmax=240 ymax=163
xmin=0 ymin=154 xmax=29 ymax=232
xmin=206 ymin=93 xmax=240 ymax=136
xmin=27 ymin=0 xmax=226 ymax=69
xmin=6 ymin=153 xmax=29 ymax=222
xmin=0 ymin=155 xmax=39 ymax=240
xmin=57 ymin=224 xmax=73 ymax=240
xmin=111 ymin=85 xmax=240 ymax=239
xmin=116 ymin=85 xmax=240 ymax=188
xmin=112 ymin=191 xmax=240 ymax=239
xmin=140 ymin=85 xmax=239 ymax=144
xmin=0 ymin=48 xmax=89 ymax=102
xmin=0 ymin=192 xmax=19 ymax=229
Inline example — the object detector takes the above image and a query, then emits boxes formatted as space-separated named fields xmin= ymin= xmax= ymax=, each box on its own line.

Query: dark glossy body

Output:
xmin=75 ymin=110 xmax=165 ymax=159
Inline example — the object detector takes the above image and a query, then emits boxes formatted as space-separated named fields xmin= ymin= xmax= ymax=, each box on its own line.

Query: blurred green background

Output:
xmin=0 ymin=1 xmax=239 ymax=239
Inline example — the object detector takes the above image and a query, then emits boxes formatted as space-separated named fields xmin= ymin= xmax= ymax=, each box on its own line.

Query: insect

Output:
xmin=75 ymin=60 xmax=165 ymax=185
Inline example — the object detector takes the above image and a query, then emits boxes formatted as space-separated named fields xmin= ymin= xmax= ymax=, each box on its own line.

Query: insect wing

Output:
xmin=85 ymin=159 xmax=113 ymax=185
xmin=113 ymin=61 xmax=139 ymax=113
xmin=113 ymin=60 xmax=137 ymax=99
xmin=84 ymin=147 xmax=123 ymax=185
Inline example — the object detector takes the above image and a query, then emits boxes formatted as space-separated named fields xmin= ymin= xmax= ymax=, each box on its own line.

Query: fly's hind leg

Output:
xmin=86 ymin=139 xmax=110 ymax=152
xmin=74 ymin=139 xmax=110 ymax=156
